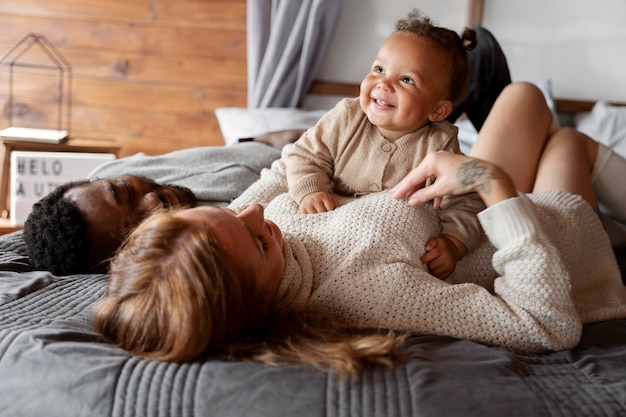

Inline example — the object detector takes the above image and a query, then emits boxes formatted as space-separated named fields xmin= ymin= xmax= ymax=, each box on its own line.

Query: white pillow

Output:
xmin=576 ymin=101 xmax=626 ymax=158
xmin=215 ymin=107 xmax=328 ymax=146
xmin=535 ymin=79 xmax=556 ymax=114
xmin=455 ymin=119 xmax=477 ymax=155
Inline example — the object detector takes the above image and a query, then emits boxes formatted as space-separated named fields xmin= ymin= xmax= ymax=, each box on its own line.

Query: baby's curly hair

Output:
xmin=396 ymin=9 xmax=477 ymax=105
xmin=23 ymin=180 xmax=97 ymax=276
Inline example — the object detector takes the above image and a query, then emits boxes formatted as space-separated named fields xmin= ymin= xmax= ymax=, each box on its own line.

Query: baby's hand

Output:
xmin=299 ymin=191 xmax=338 ymax=214
xmin=420 ymin=235 xmax=463 ymax=280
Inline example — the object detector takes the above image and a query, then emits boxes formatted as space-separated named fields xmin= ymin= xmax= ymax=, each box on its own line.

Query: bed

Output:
xmin=2 ymin=88 xmax=626 ymax=416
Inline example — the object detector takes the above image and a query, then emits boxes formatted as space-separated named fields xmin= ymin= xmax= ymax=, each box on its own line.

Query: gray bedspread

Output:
xmin=1 ymin=230 xmax=626 ymax=417
xmin=2 ymin=142 xmax=626 ymax=417
xmin=89 ymin=142 xmax=282 ymax=206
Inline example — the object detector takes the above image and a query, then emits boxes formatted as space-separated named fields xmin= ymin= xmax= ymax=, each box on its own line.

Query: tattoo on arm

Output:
xmin=457 ymin=161 xmax=498 ymax=194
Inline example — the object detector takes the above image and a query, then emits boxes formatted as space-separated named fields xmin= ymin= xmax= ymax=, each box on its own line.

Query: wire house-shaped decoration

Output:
xmin=0 ymin=33 xmax=72 ymax=143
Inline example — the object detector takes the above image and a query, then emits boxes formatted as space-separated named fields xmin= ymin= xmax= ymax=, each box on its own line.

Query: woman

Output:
xmin=94 ymin=82 xmax=626 ymax=373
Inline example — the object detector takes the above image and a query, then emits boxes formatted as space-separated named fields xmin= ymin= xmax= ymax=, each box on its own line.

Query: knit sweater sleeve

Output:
xmin=285 ymin=98 xmax=354 ymax=203
xmin=380 ymin=194 xmax=582 ymax=352
xmin=473 ymin=194 xmax=582 ymax=349
xmin=438 ymin=191 xmax=485 ymax=252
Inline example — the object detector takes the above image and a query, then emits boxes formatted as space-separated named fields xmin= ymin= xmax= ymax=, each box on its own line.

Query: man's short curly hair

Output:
xmin=23 ymin=180 xmax=99 ymax=276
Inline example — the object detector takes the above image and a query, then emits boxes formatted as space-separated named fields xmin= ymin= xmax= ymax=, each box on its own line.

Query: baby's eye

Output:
xmin=373 ymin=65 xmax=383 ymax=74
xmin=400 ymin=76 xmax=414 ymax=84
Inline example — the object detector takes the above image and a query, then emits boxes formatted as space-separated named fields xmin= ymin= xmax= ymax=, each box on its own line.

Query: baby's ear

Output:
xmin=429 ymin=100 xmax=454 ymax=122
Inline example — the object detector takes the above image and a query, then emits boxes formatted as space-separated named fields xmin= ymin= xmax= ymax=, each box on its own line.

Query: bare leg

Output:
xmin=468 ymin=81 xmax=607 ymax=210
xmin=533 ymin=127 xmax=598 ymax=210
xmin=469 ymin=82 xmax=554 ymax=192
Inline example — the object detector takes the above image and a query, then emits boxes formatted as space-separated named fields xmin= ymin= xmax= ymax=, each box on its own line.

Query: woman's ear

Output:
xmin=429 ymin=100 xmax=454 ymax=122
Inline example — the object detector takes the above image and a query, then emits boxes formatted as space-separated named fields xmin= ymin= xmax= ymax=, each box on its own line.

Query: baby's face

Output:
xmin=359 ymin=32 xmax=452 ymax=140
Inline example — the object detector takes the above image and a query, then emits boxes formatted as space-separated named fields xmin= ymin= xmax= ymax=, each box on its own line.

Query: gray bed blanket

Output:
xmin=0 ymin=230 xmax=625 ymax=417
xmin=89 ymin=142 xmax=281 ymax=205
xmin=2 ymin=140 xmax=626 ymax=417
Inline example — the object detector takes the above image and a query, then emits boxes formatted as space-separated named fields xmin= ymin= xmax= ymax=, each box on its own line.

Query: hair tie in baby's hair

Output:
xmin=460 ymin=27 xmax=477 ymax=50
xmin=462 ymin=34 xmax=477 ymax=51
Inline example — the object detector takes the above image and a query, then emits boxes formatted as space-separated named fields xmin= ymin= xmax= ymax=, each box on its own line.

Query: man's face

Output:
xmin=64 ymin=174 xmax=197 ymax=269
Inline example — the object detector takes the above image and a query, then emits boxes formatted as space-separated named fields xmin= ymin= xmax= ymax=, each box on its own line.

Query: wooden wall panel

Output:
xmin=0 ymin=42 xmax=247 ymax=87
xmin=0 ymin=0 xmax=247 ymax=157
xmin=0 ymin=1 xmax=153 ymax=26
xmin=0 ymin=16 xmax=246 ymax=58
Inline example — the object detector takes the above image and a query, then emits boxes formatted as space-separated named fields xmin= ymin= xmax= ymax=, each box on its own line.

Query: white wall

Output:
xmin=315 ymin=0 xmax=468 ymax=84
xmin=483 ymin=0 xmax=626 ymax=101
xmin=311 ymin=0 xmax=626 ymax=105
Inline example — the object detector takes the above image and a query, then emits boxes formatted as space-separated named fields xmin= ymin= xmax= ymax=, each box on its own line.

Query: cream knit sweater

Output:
xmin=286 ymin=98 xmax=459 ymax=201
xmin=285 ymin=98 xmax=485 ymax=252
xmin=230 ymin=150 xmax=626 ymax=352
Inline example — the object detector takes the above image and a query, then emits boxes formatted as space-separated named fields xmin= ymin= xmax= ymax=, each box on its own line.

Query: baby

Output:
xmin=285 ymin=9 xmax=485 ymax=279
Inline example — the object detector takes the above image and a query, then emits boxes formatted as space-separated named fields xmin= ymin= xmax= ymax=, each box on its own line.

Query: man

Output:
xmin=24 ymin=175 xmax=197 ymax=275
xmin=24 ymin=140 xmax=286 ymax=275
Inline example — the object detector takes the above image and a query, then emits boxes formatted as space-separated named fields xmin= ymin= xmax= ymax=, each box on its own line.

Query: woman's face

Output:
xmin=175 ymin=204 xmax=285 ymax=305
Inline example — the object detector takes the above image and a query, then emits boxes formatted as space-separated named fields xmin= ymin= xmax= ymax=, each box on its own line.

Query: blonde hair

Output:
xmin=94 ymin=209 xmax=407 ymax=376
xmin=94 ymin=209 xmax=257 ymax=362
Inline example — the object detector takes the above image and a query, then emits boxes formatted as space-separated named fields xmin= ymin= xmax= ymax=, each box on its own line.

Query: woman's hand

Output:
xmin=390 ymin=151 xmax=517 ymax=207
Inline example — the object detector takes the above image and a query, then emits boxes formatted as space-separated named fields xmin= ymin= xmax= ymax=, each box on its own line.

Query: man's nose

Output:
xmin=136 ymin=191 xmax=163 ymax=215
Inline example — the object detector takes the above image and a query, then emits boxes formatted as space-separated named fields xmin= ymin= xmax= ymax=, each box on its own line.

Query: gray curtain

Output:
xmin=246 ymin=0 xmax=342 ymax=108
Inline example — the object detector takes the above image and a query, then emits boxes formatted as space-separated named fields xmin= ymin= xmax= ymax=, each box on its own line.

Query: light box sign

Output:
xmin=10 ymin=150 xmax=116 ymax=226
